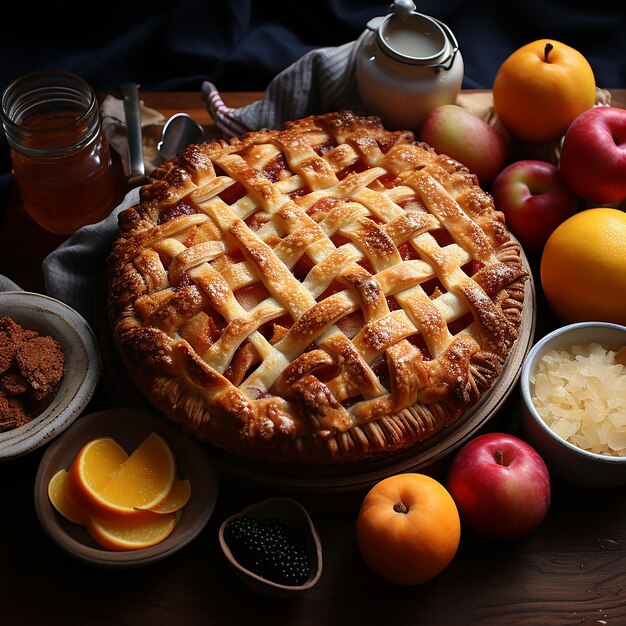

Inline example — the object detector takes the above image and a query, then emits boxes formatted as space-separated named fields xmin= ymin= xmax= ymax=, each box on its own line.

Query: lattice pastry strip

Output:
xmin=108 ymin=110 xmax=527 ymax=464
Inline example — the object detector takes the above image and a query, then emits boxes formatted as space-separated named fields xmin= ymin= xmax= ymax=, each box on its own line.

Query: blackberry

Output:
xmin=224 ymin=516 xmax=311 ymax=586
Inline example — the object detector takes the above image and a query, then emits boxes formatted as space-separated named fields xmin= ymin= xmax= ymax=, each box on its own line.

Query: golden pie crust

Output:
xmin=107 ymin=110 xmax=527 ymax=464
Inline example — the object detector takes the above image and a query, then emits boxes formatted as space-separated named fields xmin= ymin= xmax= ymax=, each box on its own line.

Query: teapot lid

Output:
xmin=365 ymin=1 xmax=459 ymax=69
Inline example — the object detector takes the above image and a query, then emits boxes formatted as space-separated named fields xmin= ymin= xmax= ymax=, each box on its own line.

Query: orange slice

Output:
xmin=87 ymin=512 xmax=177 ymax=551
xmin=136 ymin=478 xmax=191 ymax=514
xmin=48 ymin=469 xmax=87 ymax=525
xmin=65 ymin=436 xmax=129 ymax=516
xmin=98 ymin=432 xmax=176 ymax=511
xmin=68 ymin=432 xmax=176 ymax=519
xmin=69 ymin=436 xmax=128 ymax=490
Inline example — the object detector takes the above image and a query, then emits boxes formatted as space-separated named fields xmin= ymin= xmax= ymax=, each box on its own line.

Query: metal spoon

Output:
xmin=157 ymin=112 xmax=205 ymax=162
xmin=120 ymin=82 xmax=149 ymax=186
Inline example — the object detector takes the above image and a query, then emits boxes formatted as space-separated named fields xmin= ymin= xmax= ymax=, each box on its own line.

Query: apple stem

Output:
xmin=393 ymin=502 xmax=409 ymax=514
xmin=496 ymin=449 xmax=505 ymax=465
xmin=544 ymin=42 xmax=554 ymax=63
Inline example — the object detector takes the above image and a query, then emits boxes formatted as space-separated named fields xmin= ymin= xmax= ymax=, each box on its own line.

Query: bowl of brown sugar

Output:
xmin=0 ymin=291 xmax=101 ymax=460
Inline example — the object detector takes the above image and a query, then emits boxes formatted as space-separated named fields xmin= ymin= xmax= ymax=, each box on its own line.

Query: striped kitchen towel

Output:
xmin=201 ymin=38 xmax=365 ymax=137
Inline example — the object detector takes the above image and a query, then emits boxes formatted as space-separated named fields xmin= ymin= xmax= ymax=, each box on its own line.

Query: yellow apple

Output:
xmin=493 ymin=39 xmax=596 ymax=143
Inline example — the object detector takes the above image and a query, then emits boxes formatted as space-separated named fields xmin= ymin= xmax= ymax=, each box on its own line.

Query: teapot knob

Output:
xmin=367 ymin=1 xmax=416 ymax=31
xmin=391 ymin=0 xmax=417 ymax=19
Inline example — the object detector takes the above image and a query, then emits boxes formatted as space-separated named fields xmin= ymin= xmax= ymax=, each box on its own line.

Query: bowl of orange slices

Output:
xmin=34 ymin=408 xmax=218 ymax=567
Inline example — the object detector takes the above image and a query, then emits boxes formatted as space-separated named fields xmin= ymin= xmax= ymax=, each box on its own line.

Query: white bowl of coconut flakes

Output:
xmin=520 ymin=321 xmax=626 ymax=489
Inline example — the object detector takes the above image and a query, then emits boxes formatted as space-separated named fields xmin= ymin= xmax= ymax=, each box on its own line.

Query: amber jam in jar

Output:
xmin=1 ymin=71 xmax=117 ymax=235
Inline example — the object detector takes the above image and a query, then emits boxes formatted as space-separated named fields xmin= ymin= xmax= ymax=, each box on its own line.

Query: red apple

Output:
xmin=490 ymin=159 xmax=578 ymax=253
xmin=559 ymin=106 xmax=626 ymax=204
xmin=445 ymin=433 xmax=551 ymax=541
xmin=419 ymin=104 xmax=508 ymax=187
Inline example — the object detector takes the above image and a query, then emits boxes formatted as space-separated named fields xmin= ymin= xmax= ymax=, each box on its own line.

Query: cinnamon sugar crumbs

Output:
xmin=0 ymin=316 xmax=65 ymax=432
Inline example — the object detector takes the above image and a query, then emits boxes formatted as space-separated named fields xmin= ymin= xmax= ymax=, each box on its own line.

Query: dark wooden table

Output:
xmin=1 ymin=91 xmax=625 ymax=626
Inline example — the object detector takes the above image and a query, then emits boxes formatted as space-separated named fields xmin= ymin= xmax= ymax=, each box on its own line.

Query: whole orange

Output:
xmin=493 ymin=39 xmax=596 ymax=143
xmin=540 ymin=208 xmax=626 ymax=325
xmin=356 ymin=473 xmax=460 ymax=586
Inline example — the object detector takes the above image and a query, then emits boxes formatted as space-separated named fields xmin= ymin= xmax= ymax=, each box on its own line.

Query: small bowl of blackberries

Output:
xmin=219 ymin=497 xmax=322 ymax=597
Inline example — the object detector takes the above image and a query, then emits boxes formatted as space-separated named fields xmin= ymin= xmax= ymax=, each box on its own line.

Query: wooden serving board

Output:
xmin=99 ymin=249 xmax=536 ymax=507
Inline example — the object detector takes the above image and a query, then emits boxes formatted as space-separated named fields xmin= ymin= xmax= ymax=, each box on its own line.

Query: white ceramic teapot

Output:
xmin=355 ymin=0 xmax=464 ymax=132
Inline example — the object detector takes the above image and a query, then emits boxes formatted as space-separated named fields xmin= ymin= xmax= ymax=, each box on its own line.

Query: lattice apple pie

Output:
xmin=107 ymin=110 xmax=527 ymax=463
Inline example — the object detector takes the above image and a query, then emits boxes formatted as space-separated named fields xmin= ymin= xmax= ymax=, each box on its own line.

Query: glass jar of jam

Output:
xmin=1 ymin=70 xmax=117 ymax=235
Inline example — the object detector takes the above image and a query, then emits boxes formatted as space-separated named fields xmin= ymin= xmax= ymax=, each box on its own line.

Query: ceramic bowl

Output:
xmin=520 ymin=321 xmax=626 ymax=489
xmin=34 ymin=408 xmax=219 ymax=568
xmin=219 ymin=497 xmax=323 ymax=597
xmin=0 ymin=291 xmax=101 ymax=460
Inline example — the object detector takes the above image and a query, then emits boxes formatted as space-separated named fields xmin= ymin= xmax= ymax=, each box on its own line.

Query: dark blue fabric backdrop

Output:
xmin=1 ymin=0 xmax=625 ymax=214
xmin=3 ymin=1 xmax=623 ymax=93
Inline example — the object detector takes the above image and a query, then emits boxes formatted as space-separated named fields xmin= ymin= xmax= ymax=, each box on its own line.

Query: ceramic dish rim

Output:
xmin=520 ymin=320 xmax=626 ymax=466
xmin=218 ymin=496 xmax=323 ymax=594
xmin=0 ymin=290 xmax=101 ymax=460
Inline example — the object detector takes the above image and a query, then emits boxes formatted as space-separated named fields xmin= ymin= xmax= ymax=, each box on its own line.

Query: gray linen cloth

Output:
xmin=202 ymin=39 xmax=363 ymax=137
xmin=39 ymin=188 xmax=139 ymax=325
xmin=0 ymin=275 xmax=21 ymax=291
